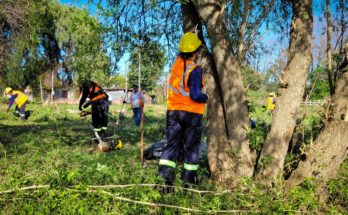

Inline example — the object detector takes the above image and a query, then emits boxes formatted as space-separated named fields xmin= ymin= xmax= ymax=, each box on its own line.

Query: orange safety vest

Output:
xmin=130 ymin=91 xmax=144 ymax=108
xmin=89 ymin=84 xmax=107 ymax=102
xmin=167 ymin=56 xmax=205 ymax=114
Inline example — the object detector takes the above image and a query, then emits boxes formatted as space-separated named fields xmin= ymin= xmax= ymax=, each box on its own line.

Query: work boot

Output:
xmin=98 ymin=130 xmax=106 ymax=138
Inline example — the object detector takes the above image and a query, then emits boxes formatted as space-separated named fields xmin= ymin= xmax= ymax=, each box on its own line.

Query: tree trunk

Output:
xmin=40 ymin=77 xmax=44 ymax=103
xmin=286 ymin=69 xmax=348 ymax=188
xmin=237 ymin=0 xmax=249 ymax=63
xmin=181 ymin=2 xmax=230 ymax=183
xmin=0 ymin=42 xmax=3 ymax=82
xmin=51 ymin=69 xmax=55 ymax=103
xmin=339 ymin=0 xmax=346 ymax=54
xmin=256 ymin=0 xmax=313 ymax=181
xmin=326 ymin=0 xmax=334 ymax=95
xmin=193 ymin=0 xmax=254 ymax=180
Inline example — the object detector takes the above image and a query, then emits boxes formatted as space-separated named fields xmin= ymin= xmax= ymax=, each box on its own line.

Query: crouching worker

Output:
xmin=158 ymin=32 xmax=208 ymax=190
xmin=79 ymin=80 xmax=109 ymax=138
xmin=5 ymin=87 xmax=29 ymax=120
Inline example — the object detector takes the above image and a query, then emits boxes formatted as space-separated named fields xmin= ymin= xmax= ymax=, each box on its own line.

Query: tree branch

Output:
xmin=243 ymin=0 xmax=278 ymax=60
xmin=237 ymin=0 xmax=249 ymax=63
xmin=0 ymin=185 xmax=49 ymax=195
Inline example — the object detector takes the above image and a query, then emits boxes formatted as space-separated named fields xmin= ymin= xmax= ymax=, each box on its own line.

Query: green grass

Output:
xmin=0 ymin=100 xmax=347 ymax=214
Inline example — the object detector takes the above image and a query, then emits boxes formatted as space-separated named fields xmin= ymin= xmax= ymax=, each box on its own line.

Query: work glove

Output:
xmin=123 ymin=100 xmax=127 ymax=104
xmin=83 ymin=101 xmax=91 ymax=109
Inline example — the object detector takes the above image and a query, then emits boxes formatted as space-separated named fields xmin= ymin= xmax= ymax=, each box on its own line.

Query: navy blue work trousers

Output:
xmin=158 ymin=110 xmax=203 ymax=184
xmin=92 ymin=98 xmax=109 ymax=130
xmin=132 ymin=107 xmax=142 ymax=126
xmin=15 ymin=101 xmax=28 ymax=120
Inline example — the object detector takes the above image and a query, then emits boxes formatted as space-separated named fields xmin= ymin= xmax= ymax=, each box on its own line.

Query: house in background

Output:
xmin=105 ymin=87 xmax=151 ymax=105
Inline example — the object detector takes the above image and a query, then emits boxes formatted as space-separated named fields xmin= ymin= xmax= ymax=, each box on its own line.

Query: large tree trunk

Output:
xmin=326 ymin=0 xmax=334 ymax=95
xmin=193 ymin=0 xmax=254 ymax=180
xmin=256 ymin=0 xmax=313 ymax=181
xmin=181 ymin=2 xmax=231 ymax=183
xmin=286 ymin=49 xmax=348 ymax=188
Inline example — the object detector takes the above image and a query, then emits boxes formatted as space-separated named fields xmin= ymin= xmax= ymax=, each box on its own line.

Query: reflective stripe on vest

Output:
xmin=12 ymin=90 xmax=28 ymax=108
xmin=93 ymin=127 xmax=102 ymax=132
xmin=159 ymin=159 xmax=176 ymax=168
xmin=167 ymin=62 xmax=195 ymax=97
xmin=167 ymin=56 xmax=205 ymax=114
xmin=184 ymin=163 xmax=199 ymax=171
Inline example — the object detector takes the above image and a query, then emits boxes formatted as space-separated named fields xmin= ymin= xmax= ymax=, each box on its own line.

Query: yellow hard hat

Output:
xmin=178 ymin=32 xmax=202 ymax=53
xmin=5 ymin=87 xmax=12 ymax=94
xmin=269 ymin=92 xmax=275 ymax=97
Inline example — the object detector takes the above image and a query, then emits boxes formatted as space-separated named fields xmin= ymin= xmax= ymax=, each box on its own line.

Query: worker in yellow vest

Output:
xmin=266 ymin=92 xmax=276 ymax=112
xmin=5 ymin=87 xmax=29 ymax=120
xmin=157 ymin=32 xmax=208 ymax=190
xmin=130 ymin=84 xmax=145 ymax=126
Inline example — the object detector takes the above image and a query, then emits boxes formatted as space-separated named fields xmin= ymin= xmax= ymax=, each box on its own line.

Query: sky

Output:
xmin=59 ymin=0 xmax=346 ymax=75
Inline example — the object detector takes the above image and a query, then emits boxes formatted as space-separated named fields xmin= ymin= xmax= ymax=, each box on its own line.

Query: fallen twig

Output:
xmin=0 ymin=185 xmax=49 ymax=195
xmin=70 ymin=188 xmax=258 ymax=214
xmin=87 ymin=183 xmax=232 ymax=195
xmin=0 ymin=185 xmax=306 ymax=213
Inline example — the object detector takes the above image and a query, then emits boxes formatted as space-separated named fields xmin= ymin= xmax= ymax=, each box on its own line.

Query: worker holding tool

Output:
xmin=4 ymin=87 xmax=29 ymax=120
xmin=157 ymin=32 xmax=208 ymax=189
xmin=130 ymin=84 xmax=145 ymax=126
xmin=79 ymin=80 xmax=109 ymax=138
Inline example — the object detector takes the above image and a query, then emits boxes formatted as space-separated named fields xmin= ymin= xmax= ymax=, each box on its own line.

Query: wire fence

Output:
xmin=301 ymin=100 xmax=324 ymax=106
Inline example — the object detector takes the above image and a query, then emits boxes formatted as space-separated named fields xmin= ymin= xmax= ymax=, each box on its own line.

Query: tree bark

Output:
xmin=0 ymin=42 xmax=4 ymax=82
xmin=256 ymin=0 xmax=313 ymax=181
xmin=238 ymin=0 xmax=249 ymax=63
xmin=192 ymin=0 xmax=254 ymax=180
xmin=286 ymin=69 xmax=348 ymax=188
xmin=40 ymin=77 xmax=44 ymax=103
xmin=181 ymin=2 xmax=231 ymax=183
xmin=326 ymin=0 xmax=334 ymax=95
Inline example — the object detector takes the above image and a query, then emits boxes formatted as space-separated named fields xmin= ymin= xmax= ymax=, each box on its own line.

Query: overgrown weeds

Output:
xmin=0 ymin=101 xmax=347 ymax=214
